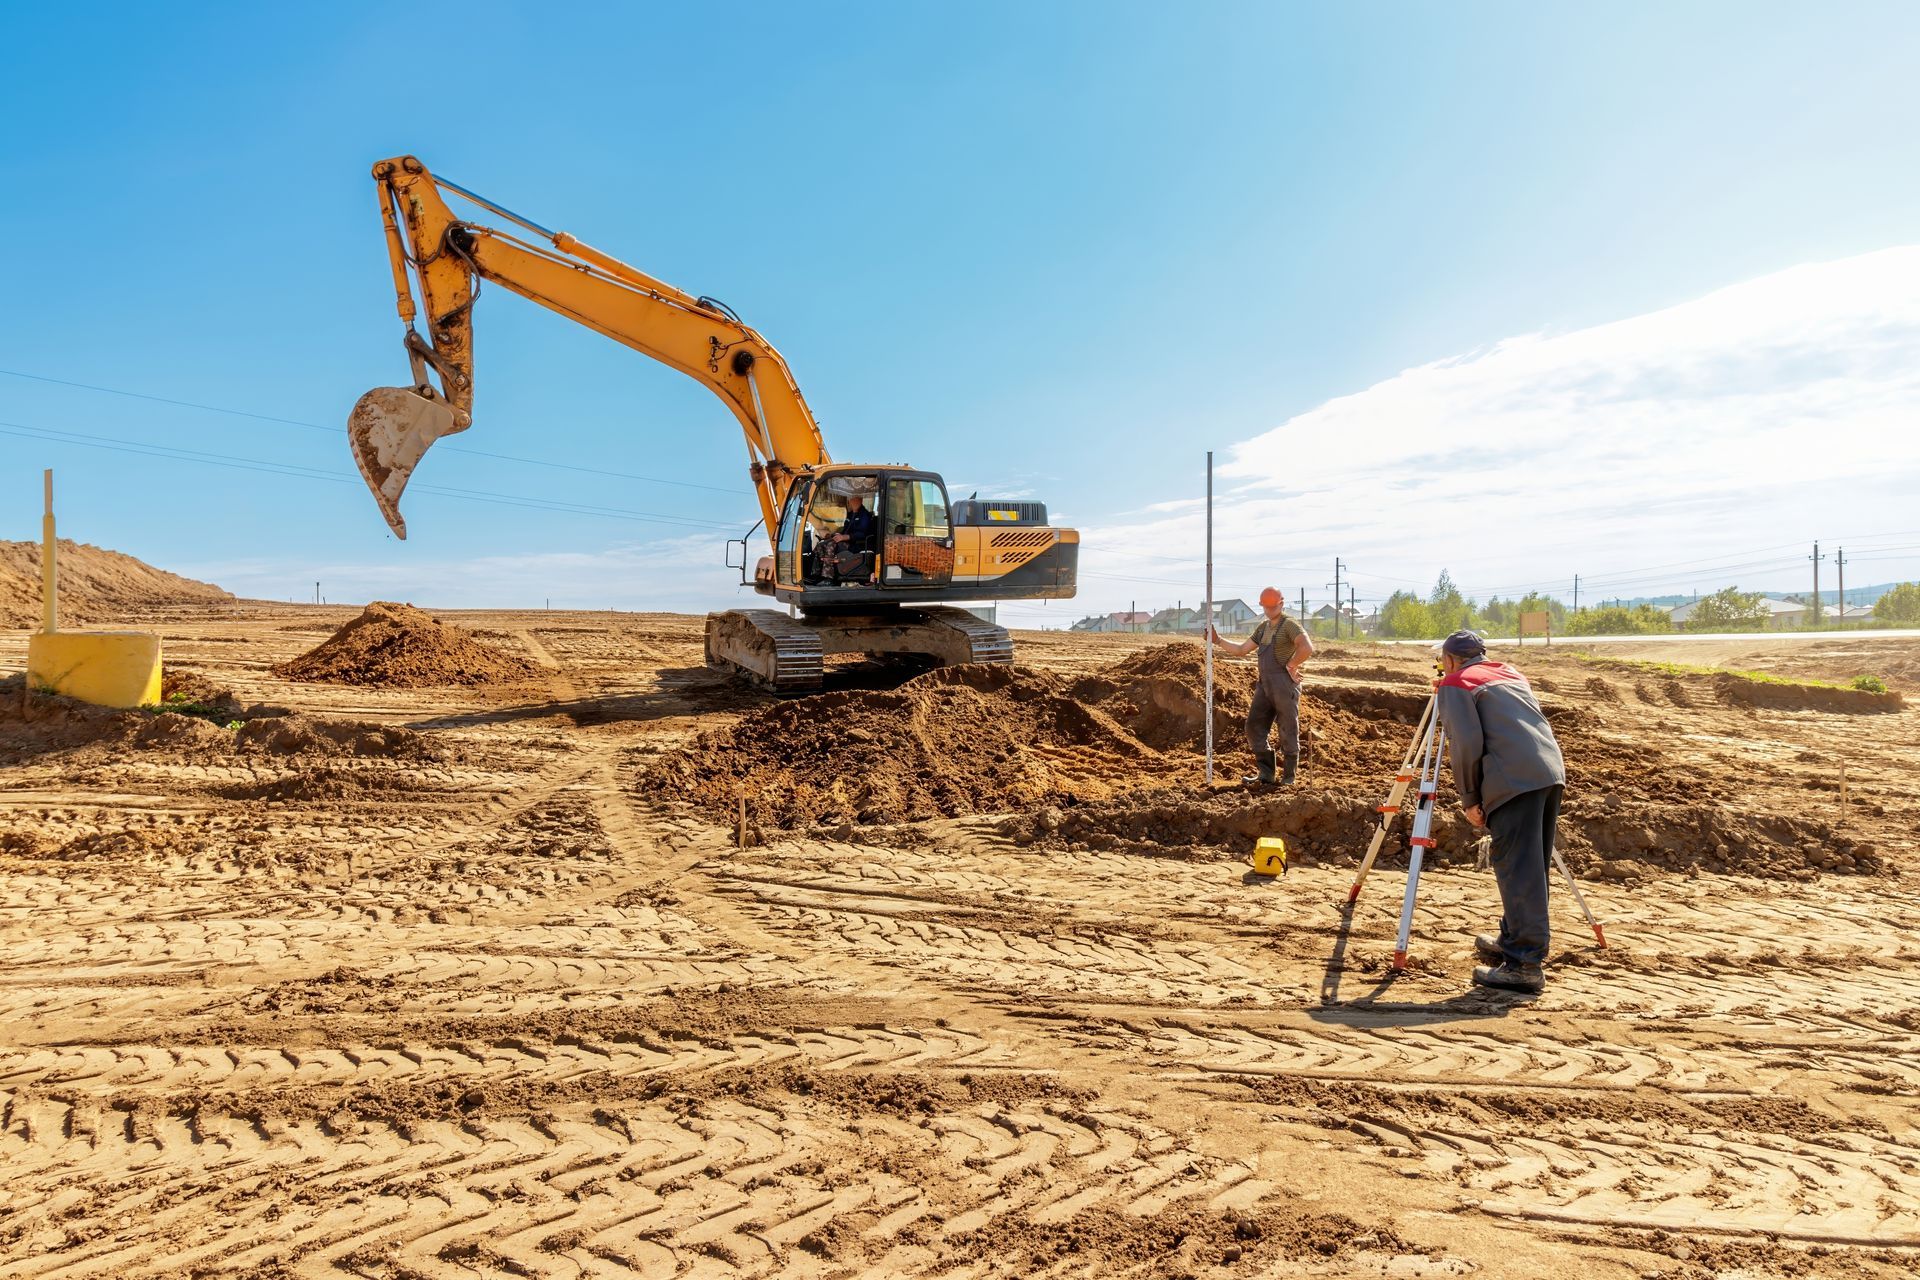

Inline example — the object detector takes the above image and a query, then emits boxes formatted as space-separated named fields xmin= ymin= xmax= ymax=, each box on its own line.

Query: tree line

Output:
xmin=1371 ymin=575 xmax=1920 ymax=639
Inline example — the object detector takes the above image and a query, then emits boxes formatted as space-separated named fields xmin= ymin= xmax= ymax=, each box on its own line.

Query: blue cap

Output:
xmin=1437 ymin=629 xmax=1486 ymax=659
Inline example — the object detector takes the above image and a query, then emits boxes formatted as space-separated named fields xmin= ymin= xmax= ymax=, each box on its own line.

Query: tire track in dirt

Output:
xmin=0 ymin=1077 xmax=1309 ymax=1278
xmin=9 ymin=619 xmax=1919 ymax=1277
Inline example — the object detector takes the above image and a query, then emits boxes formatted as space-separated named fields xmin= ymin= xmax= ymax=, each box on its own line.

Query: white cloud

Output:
xmin=1076 ymin=247 xmax=1920 ymax=618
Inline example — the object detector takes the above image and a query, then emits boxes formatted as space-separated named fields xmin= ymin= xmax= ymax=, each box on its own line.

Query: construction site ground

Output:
xmin=4 ymin=608 xmax=1918 ymax=1279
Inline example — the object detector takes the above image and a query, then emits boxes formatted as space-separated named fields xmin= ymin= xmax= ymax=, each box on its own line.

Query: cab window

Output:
xmin=774 ymin=482 xmax=808 ymax=586
xmin=880 ymin=476 xmax=954 ymax=586
xmin=885 ymin=477 xmax=949 ymax=539
xmin=808 ymin=474 xmax=878 ymax=537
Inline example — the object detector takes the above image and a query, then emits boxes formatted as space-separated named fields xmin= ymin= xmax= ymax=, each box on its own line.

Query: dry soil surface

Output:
xmin=2 ymin=611 xmax=1918 ymax=1279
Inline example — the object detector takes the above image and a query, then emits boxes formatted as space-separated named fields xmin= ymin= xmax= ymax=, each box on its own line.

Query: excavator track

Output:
xmin=704 ymin=606 xmax=1012 ymax=694
xmin=705 ymin=610 xmax=826 ymax=693
xmin=915 ymin=605 xmax=1015 ymax=664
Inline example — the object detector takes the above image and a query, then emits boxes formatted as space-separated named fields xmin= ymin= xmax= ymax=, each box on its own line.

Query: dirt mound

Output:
xmin=648 ymin=644 xmax=1415 ymax=832
xmin=647 ymin=641 xmax=1870 ymax=881
xmin=648 ymin=667 xmax=1155 ymax=830
xmin=1000 ymin=780 xmax=1874 ymax=879
xmin=160 ymin=667 xmax=239 ymax=710
xmin=1064 ymin=643 xmax=1251 ymax=750
xmin=272 ymin=601 xmax=539 ymax=688
xmin=0 ymin=538 xmax=232 ymax=628
xmin=235 ymin=714 xmax=434 ymax=760
xmin=1712 ymin=672 xmax=1903 ymax=714
xmin=132 ymin=712 xmax=234 ymax=751
xmin=0 ymin=674 xmax=434 ymax=765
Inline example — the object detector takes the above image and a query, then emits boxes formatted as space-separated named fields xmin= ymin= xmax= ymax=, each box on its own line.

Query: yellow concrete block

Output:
xmin=27 ymin=631 xmax=163 ymax=709
xmin=1250 ymin=836 xmax=1287 ymax=877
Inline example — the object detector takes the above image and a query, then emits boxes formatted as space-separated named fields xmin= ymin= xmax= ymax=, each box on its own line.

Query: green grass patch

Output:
xmin=151 ymin=691 xmax=244 ymax=728
xmin=1576 ymin=655 xmax=1889 ymax=692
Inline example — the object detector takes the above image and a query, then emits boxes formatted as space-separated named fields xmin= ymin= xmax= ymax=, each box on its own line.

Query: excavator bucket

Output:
xmin=347 ymin=386 xmax=458 ymax=539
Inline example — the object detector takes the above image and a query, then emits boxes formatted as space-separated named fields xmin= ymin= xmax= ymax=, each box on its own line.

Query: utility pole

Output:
xmin=1836 ymin=547 xmax=1847 ymax=629
xmin=1328 ymin=559 xmax=1345 ymax=638
xmin=1348 ymin=585 xmax=1359 ymax=635
xmin=1298 ymin=588 xmax=1306 ymax=624
xmin=1130 ymin=599 xmax=1136 ymax=633
xmin=1572 ymin=575 xmax=1579 ymax=614
xmin=1809 ymin=541 xmax=1825 ymax=626
xmin=1204 ymin=450 xmax=1214 ymax=786
xmin=314 ymin=581 xmax=320 ymax=605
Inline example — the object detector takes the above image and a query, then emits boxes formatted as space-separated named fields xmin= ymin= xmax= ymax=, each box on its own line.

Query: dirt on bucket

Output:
xmin=273 ymin=602 xmax=539 ymax=688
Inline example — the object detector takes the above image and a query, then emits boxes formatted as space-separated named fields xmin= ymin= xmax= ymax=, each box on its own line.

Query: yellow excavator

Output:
xmin=348 ymin=155 xmax=1078 ymax=691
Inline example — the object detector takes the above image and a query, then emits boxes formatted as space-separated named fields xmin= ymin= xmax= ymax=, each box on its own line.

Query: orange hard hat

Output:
xmin=1259 ymin=587 xmax=1282 ymax=607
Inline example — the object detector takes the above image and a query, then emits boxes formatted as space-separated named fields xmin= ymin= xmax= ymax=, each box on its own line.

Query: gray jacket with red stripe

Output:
xmin=1436 ymin=657 xmax=1565 ymax=817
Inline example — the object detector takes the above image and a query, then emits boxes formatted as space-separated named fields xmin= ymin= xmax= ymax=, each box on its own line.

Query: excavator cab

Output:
xmin=769 ymin=467 xmax=954 ymax=600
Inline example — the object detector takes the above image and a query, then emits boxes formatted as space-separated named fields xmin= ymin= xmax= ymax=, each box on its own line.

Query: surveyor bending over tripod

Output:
xmin=1210 ymin=587 xmax=1312 ymax=785
xmin=1434 ymin=630 xmax=1566 ymax=995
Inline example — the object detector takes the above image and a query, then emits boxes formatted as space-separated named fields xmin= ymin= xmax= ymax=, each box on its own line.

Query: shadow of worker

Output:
xmin=1315 ymin=895 xmax=1522 ymax=1025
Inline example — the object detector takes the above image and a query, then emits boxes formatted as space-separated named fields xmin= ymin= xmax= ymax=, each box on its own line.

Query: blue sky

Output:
xmin=3 ymin=3 xmax=1918 ymax=623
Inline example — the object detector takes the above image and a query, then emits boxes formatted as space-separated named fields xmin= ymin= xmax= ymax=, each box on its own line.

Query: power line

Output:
xmin=0 ymin=365 xmax=749 ymax=496
xmin=0 ymin=418 xmax=747 ymax=532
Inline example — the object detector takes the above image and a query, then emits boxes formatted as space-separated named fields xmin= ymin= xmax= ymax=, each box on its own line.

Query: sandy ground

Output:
xmin=2 ymin=610 xmax=1918 ymax=1279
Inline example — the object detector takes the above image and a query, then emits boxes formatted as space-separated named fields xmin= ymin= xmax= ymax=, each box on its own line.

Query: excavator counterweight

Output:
xmin=349 ymin=154 xmax=1076 ymax=691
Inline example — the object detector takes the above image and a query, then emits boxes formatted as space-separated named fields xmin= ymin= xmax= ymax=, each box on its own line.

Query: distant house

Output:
xmin=1765 ymin=600 xmax=1809 ymax=629
xmin=1310 ymin=604 xmax=1362 ymax=630
xmin=1148 ymin=607 xmax=1197 ymax=635
xmin=1209 ymin=598 xmax=1257 ymax=634
xmin=1836 ymin=603 xmax=1877 ymax=621
xmin=1073 ymin=610 xmax=1154 ymax=633
xmin=1669 ymin=597 xmax=1806 ymax=630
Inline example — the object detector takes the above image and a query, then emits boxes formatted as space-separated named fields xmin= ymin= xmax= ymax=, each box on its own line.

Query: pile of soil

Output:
xmin=273 ymin=602 xmax=539 ymax=688
xmin=0 ymin=673 xmax=436 ymax=765
xmin=234 ymin=714 xmax=435 ymax=760
xmin=1711 ymin=672 xmax=1903 ymax=714
xmin=647 ymin=645 xmax=1413 ymax=832
xmin=996 ymin=781 xmax=1872 ymax=879
xmin=646 ymin=663 xmax=1155 ymax=829
xmin=0 ymin=539 xmax=232 ymax=628
xmin=650 ymin=640 xmax=1867 ymax=881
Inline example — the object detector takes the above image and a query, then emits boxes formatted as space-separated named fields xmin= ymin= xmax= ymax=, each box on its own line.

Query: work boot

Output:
xmin=1279 ymin=754 xmax=1298 ymax=785
xmin=1242 ymin=751 xmax=1277 ymax=786
xmin=1473 ymin=933 xmax=1505 ymax=962
xmin=1472 ymin=961 xmax=1544 ymax=995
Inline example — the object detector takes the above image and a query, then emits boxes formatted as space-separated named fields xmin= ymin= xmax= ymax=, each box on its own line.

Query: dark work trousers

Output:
xmin=1245 ymin=675 xmax=1301 ymax=760
xmin=1485 ymin=784 xmax=1563 ymax=966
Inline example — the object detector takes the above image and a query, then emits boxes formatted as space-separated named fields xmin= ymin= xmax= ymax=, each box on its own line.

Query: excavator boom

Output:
xmin=352 ymin=155 xmax=828 ymax=539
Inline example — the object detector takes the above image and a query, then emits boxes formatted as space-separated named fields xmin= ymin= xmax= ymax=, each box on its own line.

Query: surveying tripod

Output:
xmin=1346 ymin=688 xmax=1607 ymax=969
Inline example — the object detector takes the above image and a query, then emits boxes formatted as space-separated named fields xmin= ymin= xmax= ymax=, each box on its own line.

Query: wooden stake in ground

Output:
xmin=1840 ymin=759 xmax=1849 ymax=826
xmin=737 ymin=784 xmax=748 ymax=850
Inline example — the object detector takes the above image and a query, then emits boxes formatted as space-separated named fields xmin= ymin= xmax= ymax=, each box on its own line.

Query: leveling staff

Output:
xmin=1434 ymin=630 xmax=1566 ymax=995
xmin=1209 ymin=587 xmax=1313 ymax=786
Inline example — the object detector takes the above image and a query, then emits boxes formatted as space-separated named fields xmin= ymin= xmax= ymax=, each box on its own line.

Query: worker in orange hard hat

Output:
xmin=1210 ymin=586 xmax=1314 ymax=785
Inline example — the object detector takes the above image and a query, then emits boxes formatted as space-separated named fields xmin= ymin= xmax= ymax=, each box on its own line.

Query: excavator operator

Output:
xmin=820 ymin=492 xmax=877 ymax=584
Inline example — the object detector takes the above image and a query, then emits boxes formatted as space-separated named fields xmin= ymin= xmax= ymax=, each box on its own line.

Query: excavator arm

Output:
xmin=350 ymin=155 xmax=829 ymax=539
